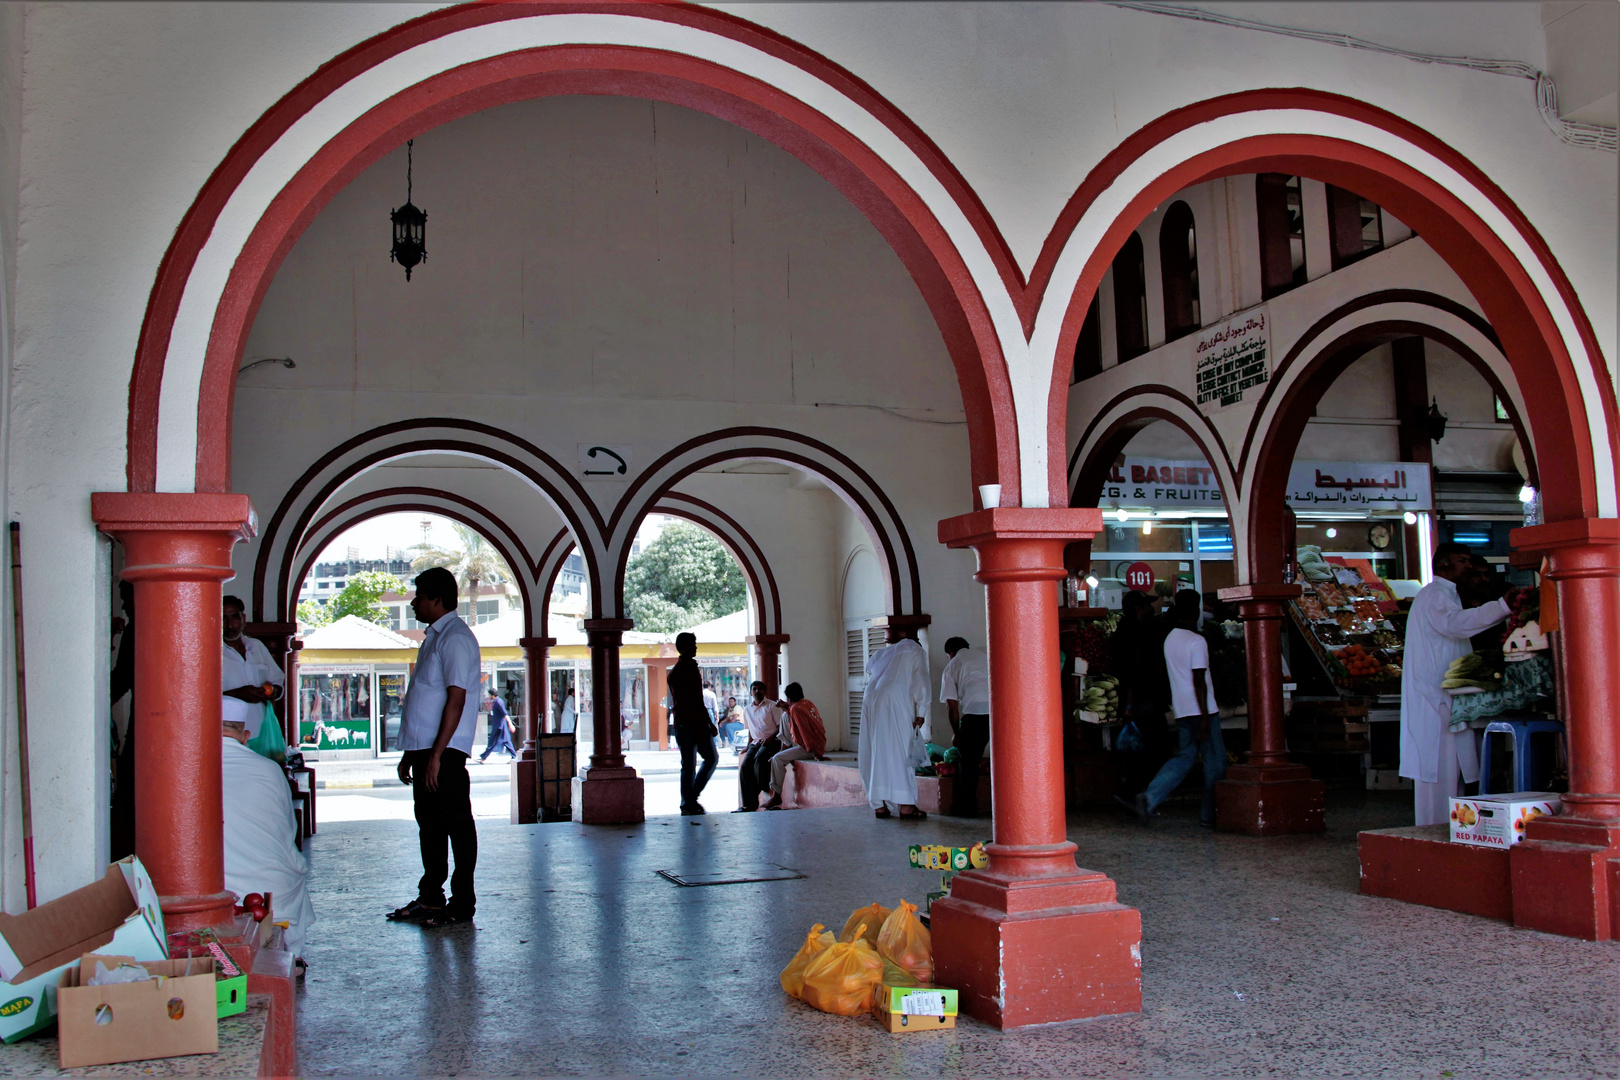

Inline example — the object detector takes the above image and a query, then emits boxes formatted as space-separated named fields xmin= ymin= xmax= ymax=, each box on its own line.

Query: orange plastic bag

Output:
xmin=876 ymin=899 xmax=933 ymax=984
xmin=779 ymin=923 xmax=836 ymax=1000
xmin=840 ymin=902 xmax=891 ymax=945
xmin=800 ymin=927 xmax=884 ymax=1016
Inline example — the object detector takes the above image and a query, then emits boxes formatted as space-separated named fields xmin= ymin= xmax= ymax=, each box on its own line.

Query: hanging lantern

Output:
xmin=1424 ymin=397 xmax=1449 ymax=442
xmin=389 ymin=139 xmax=427 ymax=281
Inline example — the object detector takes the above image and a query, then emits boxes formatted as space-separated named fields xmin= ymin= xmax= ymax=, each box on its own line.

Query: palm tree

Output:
xmin=411 ymin=522 xmax=523 ymax=609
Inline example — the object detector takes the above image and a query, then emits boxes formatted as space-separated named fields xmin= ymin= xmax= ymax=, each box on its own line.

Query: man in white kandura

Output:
xmin=858 ymin=636 xmax=932 ymax=820
xmin=1401 ymin=542 xmax=1513 ymax=826
xmin=222 ymin=595 xmax=285 ymax=758
xmin=221 ymin=703 xmax=314 ymax=969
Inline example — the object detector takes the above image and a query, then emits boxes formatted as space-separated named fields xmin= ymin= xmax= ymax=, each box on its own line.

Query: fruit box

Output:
xmin=56 ymin=954 xmax=218 ymax=1068
xmin=1449 ymin=792 xmax=1560 ymax=848
xmin=907 ymin=843 xmax=988 ymax=872
xmin=0 ymin=856 xmax=168 ymax=1043
xmin=874 ymin=986 xmax=959 ymax=1033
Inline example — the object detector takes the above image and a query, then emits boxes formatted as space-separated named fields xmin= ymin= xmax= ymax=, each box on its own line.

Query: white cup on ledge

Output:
xmin=977 ymin=484 xmax=1002 ymax=509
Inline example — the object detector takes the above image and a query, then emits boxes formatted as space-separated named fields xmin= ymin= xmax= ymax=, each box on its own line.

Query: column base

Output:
xmin=510 ymin=755 xmax=538 ymax=825
xmin=1510 ymin=816 xmax=1620 ymax=940
xmin=1358 ymin=825 xmax=1512 ymax=921
xmin=931 ymin=868 xmax=1141 ymax=1028
xmin=158 ymin=890 xmax=238 ymax=934
xmin=1214 ymin=763 xmax=1324 ymax=835
xmin=571 ymin=768 xmax=645 ymax=825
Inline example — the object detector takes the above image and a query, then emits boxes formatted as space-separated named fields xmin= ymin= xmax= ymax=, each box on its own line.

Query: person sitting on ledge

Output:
xmin=763 ymin=682 xmax=827 ymax=810
xmin=222 ymin=701 xmax=315 ymax=969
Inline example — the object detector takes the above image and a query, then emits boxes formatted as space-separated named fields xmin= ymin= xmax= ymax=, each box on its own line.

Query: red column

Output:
xmin=935 ymin=508 xmax=1141 ymax=1029
xmin=93 ymin=493 xmax=255 ymax=933
xmin=573 ymin=619 xmax=643 ymax=824
xmin=745 ymin=633 xmax=790 ymax=698
xmin=510 ymin=635 xmax=554 ymax=824
xmin=1508 ymin=518 xmax=1620 ymax=940
xmin=1214 ymin=584 xmax=1325 ymax=835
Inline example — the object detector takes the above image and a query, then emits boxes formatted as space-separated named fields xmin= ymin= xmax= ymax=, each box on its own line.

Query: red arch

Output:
xmin=1041 ymin=90 xmax=1616 ymax=519
xmin=1069 ymin=393 xmax=1236 ymax=512
xmin=126 ymin=4 xmax=1016 ymax=501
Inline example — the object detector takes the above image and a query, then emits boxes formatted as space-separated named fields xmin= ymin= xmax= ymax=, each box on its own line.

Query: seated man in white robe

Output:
xmin=858 ymin=636 xmax=932 ymax=820
xmin=222 ymin=700 xmax=315 ymax=964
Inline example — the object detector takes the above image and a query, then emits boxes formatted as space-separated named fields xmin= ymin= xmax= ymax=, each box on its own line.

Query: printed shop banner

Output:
xmin=1194 ymin=307 xmax=1271 ymax=413
xmin=1287 ymin=460 xmax=1432 ymax=511
xmin=1101 ymin=457 xmax=1432 ymax=511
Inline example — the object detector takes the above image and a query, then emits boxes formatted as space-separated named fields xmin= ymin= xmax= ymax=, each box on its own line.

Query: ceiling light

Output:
xmin=389 ymin=139 xmax=427 ymax=281
xmin=1518 ymin=484 xmax=1536 ymax=504
xmin=1114 ymin=507 xmax=1129 ymax=522
xmin=1085 ymin=574 xmax=1099 ymax=589
xmin=1403 ymin=511 xmax=1418 ymax=525
xmin=1141 ymin=519 xmax=1152 ymax=535
xmin=1326 ymin=528 xmax=1337 ymax=539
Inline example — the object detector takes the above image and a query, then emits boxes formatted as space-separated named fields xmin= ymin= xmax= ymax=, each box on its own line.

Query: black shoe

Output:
xmin=680 ymin=803 xmax=706 ymax=815
xmin=1134 ymin=793 xmax=1152 ymax=826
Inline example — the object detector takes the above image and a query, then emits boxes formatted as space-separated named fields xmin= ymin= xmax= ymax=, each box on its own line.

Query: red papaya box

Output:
xmin=0 ymin=856 xmax=168 ymax=1043
xmin=875 ymin=986 xmax=959 ymax=1033
xmin=1449 ymin=792 xmax=1560 ymax=848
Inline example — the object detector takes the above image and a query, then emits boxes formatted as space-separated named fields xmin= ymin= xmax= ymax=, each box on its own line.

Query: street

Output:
xmin=315 ymin=761 xmax=745 ymax=823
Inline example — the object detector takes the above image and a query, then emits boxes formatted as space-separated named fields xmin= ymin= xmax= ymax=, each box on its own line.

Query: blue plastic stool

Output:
xmin=1478 ymin=718 xmax=1564 ymax=794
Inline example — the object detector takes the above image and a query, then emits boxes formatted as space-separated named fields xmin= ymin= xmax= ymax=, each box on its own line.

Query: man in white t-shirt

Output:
xmin=1123 ymin=590 xmax=1225 ymax=828
xmin=939 ymin=637 xmax=991 ymax=817
xmin=735 ymin=681 xmax=784 ymax=812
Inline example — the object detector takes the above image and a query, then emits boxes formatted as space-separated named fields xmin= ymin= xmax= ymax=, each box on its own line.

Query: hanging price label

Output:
xmin=1125 ymin=562 xmax=1155 ymax=592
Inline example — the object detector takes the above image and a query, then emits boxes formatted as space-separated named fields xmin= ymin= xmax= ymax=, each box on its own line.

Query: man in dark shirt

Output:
xmin=667 ymin=632 xmax=718 ymax=815
xmin=477 ymin=688 xmax=517 ymax=762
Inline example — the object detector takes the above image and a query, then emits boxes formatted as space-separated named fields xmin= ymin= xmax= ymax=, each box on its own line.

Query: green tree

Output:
xmin=624 ymin=521 xmax=746 ymax=633
xmin=295 ymin=598 xmax=330 ymax=630
xmin=411 ymin=523 xmax=522 ymax=608
xmin=319 ymin=571 xmax=403 ymax=627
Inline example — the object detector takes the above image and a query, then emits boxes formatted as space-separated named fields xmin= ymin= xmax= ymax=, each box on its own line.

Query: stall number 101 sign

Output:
xmin=1125 ymin=562 xmax=1155 ymax=592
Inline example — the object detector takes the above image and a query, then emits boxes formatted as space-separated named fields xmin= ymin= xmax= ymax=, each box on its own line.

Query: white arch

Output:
xmin=1032 ymin=108 xmax=1617 ymax=515
xmin=152 ymin=12 xmax=1027 ymax=498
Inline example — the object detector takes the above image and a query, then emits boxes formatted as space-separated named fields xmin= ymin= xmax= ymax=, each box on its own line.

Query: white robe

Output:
xmin=221 ymin=737 xmax=315 ymax=956
xmin=222 ymin=637 xmax=284 ymax=738
xmin=858 ymin=639 xmax=931 ymax=809
xmin=1399 ymin=578 xmax=1510 ymax=785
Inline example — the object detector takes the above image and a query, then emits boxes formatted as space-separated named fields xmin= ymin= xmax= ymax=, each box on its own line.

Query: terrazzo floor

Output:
xmin=296 ymin=789 xmax=1619 ymax=1078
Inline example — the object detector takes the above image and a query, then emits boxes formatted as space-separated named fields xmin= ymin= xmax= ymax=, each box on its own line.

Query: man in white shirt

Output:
xmin=1124 ymin=590 xmax=1225 ymax=828
xmin=557 ymin=689 xmax=576 ymax=734
xmin=939 ymin=637 xmax=991 ymax=817
xmin=221 ymin=707 xmax=314 ymax=964
xmin=386 ymin=568 xmax=483 ymax=928
xmin=1401 ymin=542 xmax=1513 ymax=825
xmin=736 ymin=681 xmax=784 ymax=812
xmin=223 ymin=596 xmax=285 ymax=754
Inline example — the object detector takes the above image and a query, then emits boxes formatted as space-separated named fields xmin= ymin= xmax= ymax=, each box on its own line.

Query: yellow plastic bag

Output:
xmin=877 ymin=899 xmax=933 ymax=985
xmin=800 ymin=927 xmax=884 ymax=1016
xmin=840 ymin=902 xmax=891 ymax=945
xmin=779 ymin=923 xmax=836 ymax=1000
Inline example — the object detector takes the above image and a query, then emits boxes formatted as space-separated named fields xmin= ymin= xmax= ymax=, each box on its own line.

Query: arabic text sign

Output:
xmin=1287 ymin=460 xmax=1432 ymax=511
xmin=1194 ymin=308 xmax=1271 ymax=413
xmin=1099 ymin=457 xmax=1225 ymax=508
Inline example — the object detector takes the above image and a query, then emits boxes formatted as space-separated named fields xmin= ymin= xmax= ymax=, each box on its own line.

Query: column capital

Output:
xmin=92 ymin=492 xmax=257 ymax=539
xmin=939 ymin=507 xmax=1104 ymax=549
xmin=518 ymin=636 xmax=557 ymax=652
xmin=1510 ymin=517 xmax=1620 ymax=556
xmin=1217 ymin=583 xmax=1302 ymax=611
xmin=582 ymin=618 xmax=634 ymax=633
xmin=744 ymin=633 xmax=791 ymax=647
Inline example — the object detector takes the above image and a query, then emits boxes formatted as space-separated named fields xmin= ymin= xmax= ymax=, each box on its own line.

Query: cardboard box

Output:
xmin=1449 ymin=792 xmax=1561 ymax=848
xmin=875 ymin=986 xmax=959 ymax=1033
xmin=0 ymin=857 xmax=168 ymax=1043
xmin=57 ymin=954 xmax=218 ymax=1068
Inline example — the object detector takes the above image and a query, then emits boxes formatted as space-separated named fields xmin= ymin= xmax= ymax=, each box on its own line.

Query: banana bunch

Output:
xmin=1078 ymin=675 xmax=1120 ymax=722
xmin=1442 ymin=652 xmax=1503 ymax=691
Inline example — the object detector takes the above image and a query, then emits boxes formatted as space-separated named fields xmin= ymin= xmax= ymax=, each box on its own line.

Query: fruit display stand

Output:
xmin=1287 ymin=561 xmax=1404 ymax=705
xmin=1058 ymin=606 xmax=1117 ymax=806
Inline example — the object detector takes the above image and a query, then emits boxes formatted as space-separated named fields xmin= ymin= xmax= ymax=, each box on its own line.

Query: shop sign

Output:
xmin=1287 ymin=460 xmax=1432 ymax=511
xmin=1100 ymin=457 xmax=1225 ymax=507
xmin=1124 ymin=562 xmax=1156 ymax=591
xmin=1194 ymin=307 xmax=1270 ymax=414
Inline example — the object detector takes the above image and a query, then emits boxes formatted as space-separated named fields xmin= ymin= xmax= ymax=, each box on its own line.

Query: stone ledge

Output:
xmin=1358 ymin=825 xmax=1511 ymax=922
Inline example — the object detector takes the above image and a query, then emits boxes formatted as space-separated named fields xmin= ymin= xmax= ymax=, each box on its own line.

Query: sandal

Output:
xmin=421 ymin=910 xmax=475 ymax=929
xmin=385 ymin=899 xmax=445 ymax=923
xmin=898 ymin=808 xmax=929 ymax=821
xmin=874 ymin=807 xmax=892 ymax=819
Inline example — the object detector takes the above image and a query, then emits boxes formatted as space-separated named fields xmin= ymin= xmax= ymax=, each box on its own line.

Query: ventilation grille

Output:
xmin=847 ymin=630 xmax=865 ymax=676
xmin=867 ymin=626 xmax=886 ymax=658
xmin=847 ymin=691 xmax=863 ymax=739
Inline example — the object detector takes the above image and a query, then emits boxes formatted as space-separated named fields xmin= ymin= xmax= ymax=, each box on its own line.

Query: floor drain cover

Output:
xmin=657 ymin=866 xmax=805 ymax=886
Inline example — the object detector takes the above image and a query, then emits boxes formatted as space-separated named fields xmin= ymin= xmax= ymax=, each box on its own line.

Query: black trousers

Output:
xmin=676 ymin=727 xmax=719 ymax=807
xmin=738 ymin=735 xmax=781 ymax=809
xmin=952 ymin=714 xmax=990 ymax=816
xmin=407 ymin=748 xmax=477 ymax=914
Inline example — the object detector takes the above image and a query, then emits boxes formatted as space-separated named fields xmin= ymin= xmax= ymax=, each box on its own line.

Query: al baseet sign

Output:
xmin=1101 ymin=458 xmax=1433 ymax=511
